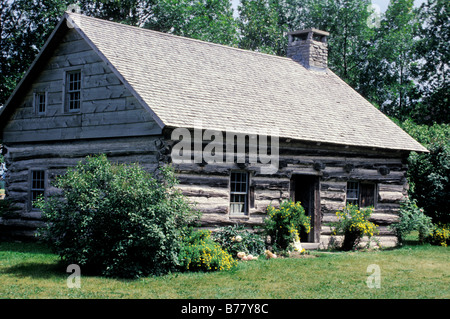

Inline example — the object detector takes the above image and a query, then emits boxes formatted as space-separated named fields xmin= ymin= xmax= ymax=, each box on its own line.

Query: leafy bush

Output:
xmin=212 ymin=224 xmax=266 ymax=257
xmin=178 ymin=229 xmax=237 ymax=272
xmin=264 ymin=200 xmax=310 ymax=251
xmin=37 ymin=155 xmax=200 ymax=278
xmin=397 ymin=119 xmax=450 ymax=224
xmin=408 ymin=142 xmax=450 ymax=224
xmin=332 ymin=204 xmax=378 ymax=251
xmin=390 ymin=197 xmax=433 ymax=244
xmin=425 ymin=224 xmax=450 ymax=247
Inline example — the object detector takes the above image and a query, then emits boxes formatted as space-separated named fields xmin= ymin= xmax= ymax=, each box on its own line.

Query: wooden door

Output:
xmin=291 ymin=175 xmax=320 ymax=243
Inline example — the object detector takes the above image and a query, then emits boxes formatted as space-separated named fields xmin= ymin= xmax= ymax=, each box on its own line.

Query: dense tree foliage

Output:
xmin=0 ymin=0 xmax=71 ymax=105
xmin=413 ymin=0 xmax=449 ymax=124
xmin=395 ymin=119 xmax=450 ymax=224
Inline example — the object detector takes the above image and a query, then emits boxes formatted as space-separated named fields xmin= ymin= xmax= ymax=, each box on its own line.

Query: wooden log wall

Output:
xmin=2 ymin=28 xmax=160 ymax=144
xmin=0 ymin=135 xmax=164 ymax=241
xmin=166 ymin=132 xmax=409 ymax=248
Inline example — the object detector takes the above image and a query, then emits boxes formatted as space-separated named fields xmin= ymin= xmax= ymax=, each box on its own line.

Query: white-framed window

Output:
xmin=346 ymin=181 xmax=359 ymax=205
xmin=30 ymin=170 xmax=46 ymax=210
xmin=230 ymin=171 xmax=249 ymax=215
xmin=34 ymin=92 xmax=47 ymax=115
xmin=346 ymin=181 xmax=376 ymax=207
xmin=65 ymin=70 xmax=81 ymax=112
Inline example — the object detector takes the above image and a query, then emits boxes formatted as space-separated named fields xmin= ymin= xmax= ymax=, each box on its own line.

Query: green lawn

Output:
xmin=0 ymin=241 xmax=448 ymax=299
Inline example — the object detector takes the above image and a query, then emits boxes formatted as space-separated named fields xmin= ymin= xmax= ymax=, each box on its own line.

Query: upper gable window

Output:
xmin=34 ymin=92 xmax=47 ymax=115
xmin=65 ymin=70 xmax=81 ymax=112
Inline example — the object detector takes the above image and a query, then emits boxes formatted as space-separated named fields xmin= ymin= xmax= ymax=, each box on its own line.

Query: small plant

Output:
xmin=425 ymin=224 xmax=450 ymax=247
xmin=178 ymin=229 xmax=237 ymax=272
xmin=212 ymin=224 xmax=265 ymax=258
xmin=390 ymin=197 xmax=433 ymax=244
xmin=332 ymin=204 xmax=378 ymax=251
xmin=264 ymin=200 xmax=311 ymax=252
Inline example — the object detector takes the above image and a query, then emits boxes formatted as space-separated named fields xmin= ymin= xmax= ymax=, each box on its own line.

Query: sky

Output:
xmin=231 ymin=0 xmax=427 ymax=13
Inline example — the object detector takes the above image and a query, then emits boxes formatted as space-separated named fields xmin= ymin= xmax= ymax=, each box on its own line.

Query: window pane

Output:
xmin=360 ymin=183 xmax=375 ymax=207
xmin=36 ymin=93 xmax=46 ymax=114
xmin=230 ymin=172 xmax=249 ymax=214
xmin=66 ymin=71 xmax=81 ymax=111
xmin=346 ymin=181 xmax=359 ymax=205
xmin=31 ymin=170 xmax=45 ymax=209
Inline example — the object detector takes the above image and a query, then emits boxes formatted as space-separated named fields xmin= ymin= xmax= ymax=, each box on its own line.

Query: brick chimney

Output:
xmin=287 ymin=28 xmax=329 ymax=71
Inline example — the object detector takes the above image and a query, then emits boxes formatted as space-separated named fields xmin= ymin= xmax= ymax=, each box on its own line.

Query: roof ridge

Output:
xmin=66 ymin=12 xmax=294 ymax=62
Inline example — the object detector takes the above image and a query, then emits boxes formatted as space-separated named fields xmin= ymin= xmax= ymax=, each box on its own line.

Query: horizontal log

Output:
xmin=321 ymin=200 xmax=345 ymax=212
xmin=378 ymin=183 xmax=406 ymax=193
xmin=199 ymin=213 xmax=230 ymax=226
xmin=54 ymin=38 xmax=92 ymax=56
xmin=21 ymin=211 xmax=42 ymax=220
xmin=1 ymin=218 xmax=45 ymax=229
xmin=5 ymin=136 xmax=162 ymax=161
xmin=255 ymin=189 xmax=282 ymax=201
xmin=370 ymin=213 xmax=400 ymax=225
xmin=378 ymin=191 xmax=405 ymax=203
xmin=320 ymin=190 xmax=346 ymax=201
xmin=177 ymin=174 xmax=229 ymax=188
xmin=321 ymin=181 xmax=347 ymax=192
xmin=176 ymin=185 xmax=229 ymax=198
xmin=185 ymin=196 xmax=229 ymax=207
xmin=3 ymin=121 xmax=162 ymax=143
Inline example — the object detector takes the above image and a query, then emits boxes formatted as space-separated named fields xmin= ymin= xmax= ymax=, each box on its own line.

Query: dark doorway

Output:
xmin=290 ymin=175 xmax=320 ymax=243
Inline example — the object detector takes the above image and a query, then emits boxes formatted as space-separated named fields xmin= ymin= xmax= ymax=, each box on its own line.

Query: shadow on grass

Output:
xmin=2 ymin=261 xmax=67 ymax=279
xmin=0 ymin=241 xmax=53 ymax=255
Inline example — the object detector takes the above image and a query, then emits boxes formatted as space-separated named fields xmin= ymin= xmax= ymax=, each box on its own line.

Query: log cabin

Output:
xmin=0 ymin=13 xmax=428 ymax=248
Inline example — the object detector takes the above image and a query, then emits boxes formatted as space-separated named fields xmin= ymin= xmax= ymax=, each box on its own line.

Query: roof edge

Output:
xmin=163 ymin=124 xmax=429 ymax=154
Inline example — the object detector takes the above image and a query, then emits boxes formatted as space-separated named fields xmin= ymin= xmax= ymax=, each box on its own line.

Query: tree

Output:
xmin=413 ymin=0 xmax=450 ymax=124
xmin=77 ymin=0 xmax=151 ymax=26
xmin=396 ymin=119 xmax=450 ymax=225
xmin=237 ymin=0 xmax=288 ymax=55
xmin=0 ymin=0 xmax=239 ymax=107
xmin=0 ymin=0 xmax=70 ymax=105
xmin=144 ymin=0 xmax=239 ymax=46
xmin=297 ymin=0 xmax=374 ymax=89
xmin=78 ymin=0 xmax=239 ymax=46
xmin=364 ymin=0 xmax=420 ymax=119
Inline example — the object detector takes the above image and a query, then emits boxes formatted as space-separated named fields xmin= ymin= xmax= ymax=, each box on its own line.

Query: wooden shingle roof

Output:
xmin=2 ymin=13 xmax=428 ymax=153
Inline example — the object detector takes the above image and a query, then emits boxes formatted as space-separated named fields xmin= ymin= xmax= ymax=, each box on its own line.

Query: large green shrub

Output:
xmin=37 ymin=155 xmax=200 ymax=278
xmin=408 ymin=142 xmax=450 ymax=224
xmin=397 ymin=119 xmax=450 ymax=224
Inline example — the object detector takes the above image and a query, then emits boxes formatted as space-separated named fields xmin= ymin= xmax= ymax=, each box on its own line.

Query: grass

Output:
xmin=0 ymin=239 xmax=449 ymax=299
